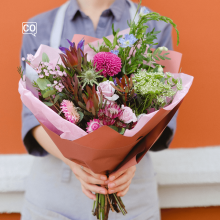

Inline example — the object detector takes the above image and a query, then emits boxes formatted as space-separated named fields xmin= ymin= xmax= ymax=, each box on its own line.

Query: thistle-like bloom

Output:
xmin=78 ymin=69 xmax=103 ymax=88
xmin=93 ymin=52 xmax=122 ymax=77
xmin=86 ymin=119 xmax=102 ymax=133
xmin=139 ymin=7 xmax=150 ymax=17
xmin=118 ymin=34 xmax=138 ymax=48
xmin=60 ymin=100 xmax=80 ymax=124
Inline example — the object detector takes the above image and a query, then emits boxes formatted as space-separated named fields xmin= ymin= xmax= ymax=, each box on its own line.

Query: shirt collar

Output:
xmin=67 ymin=0 xmax=80 ymax=20
xmin=67 ymin=0 xmax=128 ymax=21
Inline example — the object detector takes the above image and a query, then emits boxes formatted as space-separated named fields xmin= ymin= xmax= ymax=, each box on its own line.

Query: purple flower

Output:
xmin=67 ymin=39 xmax=74 ymax=48
xmin=59 ymin=38 xmax=85 ymax=55
xmin=77 ymin=38 xmax=85 ymax=51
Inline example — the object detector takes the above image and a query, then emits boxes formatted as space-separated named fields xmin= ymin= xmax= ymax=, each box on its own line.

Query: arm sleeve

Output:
xmin=149 ymin=19 xmax=177 ymax=151
xmin=20 ymin=32 xmax=48 ymax=156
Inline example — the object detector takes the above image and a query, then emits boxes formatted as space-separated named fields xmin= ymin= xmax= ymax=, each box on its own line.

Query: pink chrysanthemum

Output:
xmin=98 ymin=103 xmax=123 ymax=119
xmin=60 ymin=100 xmax=80 ymax=124
xmin=93 ymin=52 xmax=122 ymax=77
xmin=86 ymin=119 xmax=102 ymax=133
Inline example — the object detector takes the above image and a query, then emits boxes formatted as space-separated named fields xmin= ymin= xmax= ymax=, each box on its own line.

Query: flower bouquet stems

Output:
xmin=92 ymin=192 xmax=127 ymax=220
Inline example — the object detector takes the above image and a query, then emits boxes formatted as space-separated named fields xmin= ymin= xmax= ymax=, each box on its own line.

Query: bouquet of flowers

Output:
xmin=18 ymin=2 xmax=193 ymax=219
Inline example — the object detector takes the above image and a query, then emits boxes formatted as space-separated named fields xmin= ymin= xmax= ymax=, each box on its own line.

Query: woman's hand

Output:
xmin=107 ymin=166 xmax=136 ymax=197
xmin=67 ymin=161 xmax=108 ymax=200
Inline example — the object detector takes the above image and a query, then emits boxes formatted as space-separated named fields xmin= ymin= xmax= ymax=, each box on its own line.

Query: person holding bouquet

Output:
xmin=20 ymin=0 xmax=177 ymax=219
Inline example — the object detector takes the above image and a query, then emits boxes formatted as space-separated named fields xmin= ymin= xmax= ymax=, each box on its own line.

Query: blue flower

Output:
xmin=118 ymin=34 xmax=138 ymax=48
xmin=139 ymin=7 xmax=150 ymax=17
xmin=110 ymin=50 xmax=119 ymax=55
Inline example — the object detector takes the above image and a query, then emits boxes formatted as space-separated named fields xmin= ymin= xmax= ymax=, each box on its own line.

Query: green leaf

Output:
xmin=36 ymin=78 xmax=51 ymax=90
xmin=77 ymin=111 xmax=84 ymax=123
xmin=64 ymin=68 xmax=72 ymax=77
xmin=119 ymin=128 xmax=126 ymax=135
xmin=109 ymin=77 xmax=114 ymax=82
xmin=108 ymin=126 xmax=118 ymax=132
xmin=158 ymin=55 xmax=165 ymax=60
xmin=43 ymin=89 xmax=56 ymax=98
xmin=103 ymin=37 xmax=112 ymax=48
xmin=54 ymin=93 xmax=66 ymax=104
xmin=88 ymin=43 xmax=98 ymax=53
xmin=42 ymin=52 xmax=50 ymax=62
xmin=112 ymin=23 xmax=116 ymax=35
xmin=57 ymin=64 xmax=64 ymax=72
xmin=43 ymin=102 xmax=54 ymax=107
xmin=113 ymin=35 xmax=117 ymax=48
xmin=99 ymin=46 xmax=109 ymax=52
xmin=78 ymin=101 xmax=87 ymax=110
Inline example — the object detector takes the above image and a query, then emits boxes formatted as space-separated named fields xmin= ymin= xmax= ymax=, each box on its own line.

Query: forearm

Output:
xmin=31 ymin=125 xmax=70 ymax=166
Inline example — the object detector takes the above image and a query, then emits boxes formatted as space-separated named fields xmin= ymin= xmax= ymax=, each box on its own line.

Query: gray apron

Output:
xmin=21 ymin=1 xmax=160 ymax=219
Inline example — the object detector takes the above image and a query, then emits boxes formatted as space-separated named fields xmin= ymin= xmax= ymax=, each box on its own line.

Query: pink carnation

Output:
xmin=86 ymin=119 xmax=102 ymax=133
xmin=93 ymin=52 xmax=122 ymax=77
xmin=60 ymin=100 xmax=80 ymax=124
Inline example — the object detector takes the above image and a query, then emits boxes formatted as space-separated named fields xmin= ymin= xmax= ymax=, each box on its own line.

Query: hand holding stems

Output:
xmin=67 ymin=159 xmax=136 ymax=200
xmin=107 ymin=166 xmax=136 ymax=197
xmin=67 ymin=161 xmax=108 ymax=200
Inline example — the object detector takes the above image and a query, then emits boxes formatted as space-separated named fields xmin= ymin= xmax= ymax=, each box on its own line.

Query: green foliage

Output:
xmin=152 ymin=49 xmax=171 ymax=61
xmin=36 ymin=78 xmax=51 ymax=90
xmin=17 ymin=66 xmax=24 ymax=79
xmin=42 ymin=88 xmax=56 ymax=98
xmin=43 ymin=102 xmax=54 ymax=107
xmin=42 ymin=53 xmax=50 ymax=62
xmin=109 ymin=126 xmax=126 ymax=135
xmin=54 ymin=93 xmax=67 ymax=104
xmin=132 ymin=69 xmax=183 ymax=115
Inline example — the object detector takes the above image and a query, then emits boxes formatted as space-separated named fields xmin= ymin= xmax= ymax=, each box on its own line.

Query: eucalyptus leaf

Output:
xmin=43 ymin=102 xmax=54 ymax=107
xmin=43 ymin=89 xmax=56 ymax=98
xmin=36 ymin=78 xmax=51 ymax=90
xmin=42 ymin=52 xmax=50 ymax=62
xmin=54 ymin=93 xmax=67 ymax=104
xmin=77 ymin=111 xmax=84 ymax=123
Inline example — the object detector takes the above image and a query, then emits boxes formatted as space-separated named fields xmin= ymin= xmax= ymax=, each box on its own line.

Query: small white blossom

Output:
xmin=158 ymin=66 xmax=163 ymax=73
xmin=177 ymin=83 xmax=183 ymax=90
xmin=158 ymin=46 xmax=168 ymax=51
